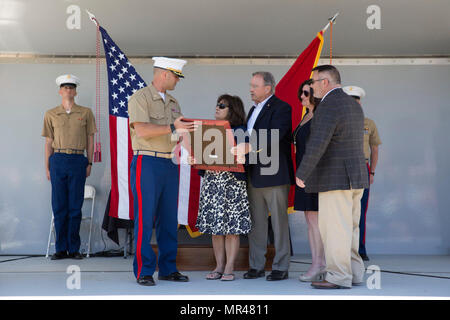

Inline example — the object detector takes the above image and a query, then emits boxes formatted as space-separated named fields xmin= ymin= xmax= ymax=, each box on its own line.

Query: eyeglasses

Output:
xmin=216 ymin=103 xmax=228 ymax=109
xmin=301 ymin=90 xmax=310 ymax=97
xmin=310 ymin=78 xmax=327 ymax=84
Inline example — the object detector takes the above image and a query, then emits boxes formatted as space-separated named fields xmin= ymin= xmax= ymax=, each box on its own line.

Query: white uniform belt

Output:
xmin=134 ymin=150 xmax=174 ymax=159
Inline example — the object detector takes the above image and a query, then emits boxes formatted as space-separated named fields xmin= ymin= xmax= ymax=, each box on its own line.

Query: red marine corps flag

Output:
xmin=275 ymin=19 xmax=336 ymax=212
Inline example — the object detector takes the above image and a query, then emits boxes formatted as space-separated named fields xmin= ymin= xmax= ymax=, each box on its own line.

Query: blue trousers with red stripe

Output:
xmin=359 ymin=164 xmax=370 ymax=256
xmin=49 ymin=153 xmax=88 ymax=254
xmin=130 ymin=155 xmax=179 ymax=279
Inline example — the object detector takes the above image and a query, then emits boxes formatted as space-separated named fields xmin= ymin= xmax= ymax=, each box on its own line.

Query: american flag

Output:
xmin=100 ymin=26 xmax=201 ymax=235
xmin=101 ymin=26 xmax=143 ymax=221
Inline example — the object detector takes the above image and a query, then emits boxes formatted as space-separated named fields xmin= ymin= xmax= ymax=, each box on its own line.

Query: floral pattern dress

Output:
xmin=196 ymin=170 xmax=251 ymax=235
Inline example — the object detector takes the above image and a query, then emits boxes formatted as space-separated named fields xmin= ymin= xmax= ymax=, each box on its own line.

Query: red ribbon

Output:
xmin=93 ymin=18 xmax=102 ymax=163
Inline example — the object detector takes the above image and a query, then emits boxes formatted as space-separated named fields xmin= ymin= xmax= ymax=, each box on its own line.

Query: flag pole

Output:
xmin=322 ymin=12 xmax=339 ymax=33
xmin=86 ymin=10 xmax=99 ymax=26
xmin=321 ymin=12 xmax=339 ymax=64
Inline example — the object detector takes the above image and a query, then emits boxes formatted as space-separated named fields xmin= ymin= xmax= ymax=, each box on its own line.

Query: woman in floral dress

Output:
xmin=192 ymin=94 xmax=251 ymax=281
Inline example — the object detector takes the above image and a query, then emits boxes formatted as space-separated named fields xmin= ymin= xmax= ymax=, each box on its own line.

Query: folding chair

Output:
xmin=45 ymin=184 xmax=96 ymax=258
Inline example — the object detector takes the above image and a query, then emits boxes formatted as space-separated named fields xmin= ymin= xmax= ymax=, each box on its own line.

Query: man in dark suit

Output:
xmin=296 ymin=65 xmax=369 ymax=289
xmin=243 ymin=71 xmax=295 ymax=281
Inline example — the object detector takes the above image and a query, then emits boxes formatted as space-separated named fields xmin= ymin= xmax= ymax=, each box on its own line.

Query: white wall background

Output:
xmin=0 ymin=59 xmax=449 ymax=255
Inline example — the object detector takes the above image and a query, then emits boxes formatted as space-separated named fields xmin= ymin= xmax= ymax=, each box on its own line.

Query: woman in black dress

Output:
xmin=293 ymin=79 xmax=326 ymax=282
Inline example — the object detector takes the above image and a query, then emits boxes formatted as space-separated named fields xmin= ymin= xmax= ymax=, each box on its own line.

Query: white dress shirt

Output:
xmin=247 ymin=94 xmax=273 ymax=134
xmin=321 ymin=87 xmax=340 ymax=102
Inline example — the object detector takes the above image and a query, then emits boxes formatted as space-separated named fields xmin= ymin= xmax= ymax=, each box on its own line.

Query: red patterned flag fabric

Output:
xmin=275 ymin=31 xmax=324 ymax=212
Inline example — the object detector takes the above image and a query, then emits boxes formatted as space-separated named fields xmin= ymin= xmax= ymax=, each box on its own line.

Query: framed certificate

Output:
xmin=180 ymin=118 xmax=245 ymax=173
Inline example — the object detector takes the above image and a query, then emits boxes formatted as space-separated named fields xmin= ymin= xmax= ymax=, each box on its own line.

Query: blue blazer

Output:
xmin=198 ymin=125 xmax=248 ymax=181
xmin=246 ymin=95 xmax=295 ymax=188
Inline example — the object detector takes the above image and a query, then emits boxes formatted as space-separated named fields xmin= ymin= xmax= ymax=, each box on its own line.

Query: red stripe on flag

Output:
xmin=187 ymin=166 xmax=201 ymax=232
xmin=108 ymin=115 xmax=119 ymax=219
xmin=363 ymin=163 xmax=371 ymax=245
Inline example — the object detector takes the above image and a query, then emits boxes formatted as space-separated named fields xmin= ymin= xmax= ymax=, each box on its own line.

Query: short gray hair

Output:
xmin=252 ymin=71 xmax=276 ymax=94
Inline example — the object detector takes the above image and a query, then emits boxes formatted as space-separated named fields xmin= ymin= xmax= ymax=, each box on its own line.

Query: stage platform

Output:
xmin=0 ymin=254 xmax=449 ymax=299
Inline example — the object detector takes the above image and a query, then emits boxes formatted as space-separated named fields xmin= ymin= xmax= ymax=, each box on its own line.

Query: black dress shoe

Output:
xmin=51 ymin=251 xmax=68 ymax=260
xmin=158 ymin=272 xmax=189 ymax=282
xmin=360 ymin=254 xmax=370 ymax=261
xmin=137 ymin=276 xmax=155 ymax=286
xmin=266 ymin=270 xmax=288 ymax=281
xmin=68 ymin=252 xmax=83 ymax=260
xmin=243 ymin=269 xmax=265 ymax=279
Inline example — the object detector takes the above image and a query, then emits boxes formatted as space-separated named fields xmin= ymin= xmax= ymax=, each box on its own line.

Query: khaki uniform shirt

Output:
xmin=128 ymin=84 xmax=183 ymax=153
xmin=363 ymin=118 xmax=382 ymax=160
xmin=42 ymin=104 xmax=97 ymax=150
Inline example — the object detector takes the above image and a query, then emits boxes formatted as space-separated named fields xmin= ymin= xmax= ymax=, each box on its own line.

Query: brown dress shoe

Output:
xmin=311 ymin=280 xmax=350 ymax=289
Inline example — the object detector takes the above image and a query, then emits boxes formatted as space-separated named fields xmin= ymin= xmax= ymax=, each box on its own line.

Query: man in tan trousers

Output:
xmin=296 ymin=65 xmax=369 ymax=289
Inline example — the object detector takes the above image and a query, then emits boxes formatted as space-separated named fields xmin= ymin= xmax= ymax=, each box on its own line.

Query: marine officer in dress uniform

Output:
xmin=42 ymin=74 xmax=97 ymax=260
xmin=128 ymin=57 xmax=196 ymax=286
xmin=343 ymin=85 xmax=382 ymax=261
